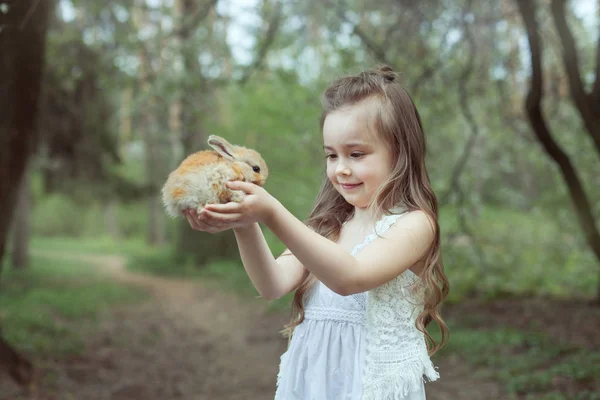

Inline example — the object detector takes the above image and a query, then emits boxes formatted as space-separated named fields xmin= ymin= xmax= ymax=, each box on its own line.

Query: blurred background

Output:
xmin=1 ymin=0 xmax=599 ymax=399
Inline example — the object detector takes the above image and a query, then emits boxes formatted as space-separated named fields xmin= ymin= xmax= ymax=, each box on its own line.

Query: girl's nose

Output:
xmin=335 ymin=162 xmax=351 ymax=176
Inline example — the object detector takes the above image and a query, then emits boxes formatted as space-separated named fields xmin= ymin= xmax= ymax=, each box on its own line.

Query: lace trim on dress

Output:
xmin=304 ymin=306 xmax=366 ymax=325
xmin=362 ymin=210 xmax=440 ymax=399
xmin=275 ymin=353 xmax=286 ymax=392
xmin=362 ymin=352 xmax=439 ymax=400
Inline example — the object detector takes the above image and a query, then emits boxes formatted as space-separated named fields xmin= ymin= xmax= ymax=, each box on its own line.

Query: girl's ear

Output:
xmin=208 ymin=135 xmax=236 ymax=160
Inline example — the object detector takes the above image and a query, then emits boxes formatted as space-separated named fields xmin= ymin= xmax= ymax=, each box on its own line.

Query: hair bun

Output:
xmin=373 ymin=65 xmax=398 ymax=82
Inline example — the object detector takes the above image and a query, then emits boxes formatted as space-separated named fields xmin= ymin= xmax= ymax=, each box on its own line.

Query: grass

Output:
xmin=428 ymin=319 xmax=600 ymax=399
xmin=20 ymin=230 xmax=600 ymax=398
xmin=32 ymin=236 xmax=293 ymax=312
xmin=30 ymin=235 xmax=154 ymax=258
xmin=124 ymin=246 xmax=294 ymax=313
xmin=0 ymin=253 xmax=147 ymax=357
xmin=196 ymin=258 xmax=294 ymax=313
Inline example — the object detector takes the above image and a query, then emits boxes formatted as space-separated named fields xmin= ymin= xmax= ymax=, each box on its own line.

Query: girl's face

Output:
xmin=323 ymin=101 xmax=394 ymax=209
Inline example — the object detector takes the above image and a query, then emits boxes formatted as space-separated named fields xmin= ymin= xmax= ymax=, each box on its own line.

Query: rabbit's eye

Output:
xmin=252 ymin=166 xmax=261 ymax=173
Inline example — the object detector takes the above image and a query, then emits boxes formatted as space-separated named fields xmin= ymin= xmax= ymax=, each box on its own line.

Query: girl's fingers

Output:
xmin=204 ymin=202 xmax=242 ymax=214
xmin=183 ymin=207 xmax=245 ymax=233
xmin=199 ymin=208 xmax=243 ymax=224
xmin=189 ymin=211 xmax=221 ymax=232
xmin=184 ymin=209 xmax=211 ymax=231
xmin=185 ymin=213 xmax=201 ymax=230
xmin=226 ymin=180 xmax=255 ymax=193
xmin=194 ymin=217 xmax=219 ymax=232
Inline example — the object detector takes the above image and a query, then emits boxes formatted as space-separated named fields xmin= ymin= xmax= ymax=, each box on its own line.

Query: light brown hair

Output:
xmin=281 ymin=65 xmax=449 ymax=355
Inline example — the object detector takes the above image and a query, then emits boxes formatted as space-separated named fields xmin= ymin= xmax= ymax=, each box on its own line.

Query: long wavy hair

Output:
xmin=281 ymin=65 xmax=449 ymax=356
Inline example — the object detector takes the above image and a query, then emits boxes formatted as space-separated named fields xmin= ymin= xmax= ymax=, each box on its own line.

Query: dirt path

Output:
xmin=1 ymin=253 xmax=504 ymax=400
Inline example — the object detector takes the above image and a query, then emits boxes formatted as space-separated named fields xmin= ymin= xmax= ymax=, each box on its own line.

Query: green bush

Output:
xmin=32 ymin=192 xmax=151 ymax=239
xmin=440 ymin=206 xmax=597 ymax=302
xmin=33 ymin=193 xmax=87 ymax=236
xmin=0 ymin=254 xmax=147 ymax=356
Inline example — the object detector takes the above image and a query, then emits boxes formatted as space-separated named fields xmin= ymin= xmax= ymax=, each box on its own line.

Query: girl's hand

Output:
xmin=182 ymin=209 xmax=244 ymax=233
xmin=183 ymin=181 xmax=279 ymax=233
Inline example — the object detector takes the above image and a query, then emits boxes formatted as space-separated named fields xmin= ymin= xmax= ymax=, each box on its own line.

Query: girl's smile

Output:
xmin=322 ymin=99 xmax=393 ymax=210
xmin=340 ymin=183 xmax=362 ymax=190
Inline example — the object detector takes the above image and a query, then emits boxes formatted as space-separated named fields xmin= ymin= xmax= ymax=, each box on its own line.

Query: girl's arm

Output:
xmin=233 ymin=223 xmax=309 ymax=300
xmin=202 ymin=181 xmax=434 ymax=297
xmin=264 ymin=201 xmax=434 ymax=296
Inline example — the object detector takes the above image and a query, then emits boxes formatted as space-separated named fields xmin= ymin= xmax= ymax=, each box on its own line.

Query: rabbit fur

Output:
xmin=162 ymin=135 xmax=269 ymax=218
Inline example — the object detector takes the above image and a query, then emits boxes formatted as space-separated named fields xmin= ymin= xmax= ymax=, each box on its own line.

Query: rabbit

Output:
xmin=161 ymin=135 xmax=269 ymax=218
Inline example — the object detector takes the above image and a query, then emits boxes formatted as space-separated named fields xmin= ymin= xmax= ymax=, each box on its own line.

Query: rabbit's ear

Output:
xmin=208 ymin=135 xmax=236 ymax=160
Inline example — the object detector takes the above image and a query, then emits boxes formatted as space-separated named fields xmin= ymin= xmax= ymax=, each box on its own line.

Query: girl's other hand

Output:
xmin=182 ymin=181 xmax=279 ymax=233
xmin=202 ymin=181 xmax=279 ymax=227
xmin=182 ymin=208 xmax=242 ymax=233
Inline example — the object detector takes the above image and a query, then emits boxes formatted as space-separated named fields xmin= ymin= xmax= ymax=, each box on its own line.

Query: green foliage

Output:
xmin=30 ymin=235 xmax=150 ymax=257
xmin=31 ymin=193 xmax=147 ymax=239
xmin=32 ymin=193 xmax=86 ymax=236
xmin=0 ymin=255 xmax=147 ymax=356
xmin=207 ymin=76 xmax=324 ymax=220
xmin=119 ymin=206 xmax=595 ymax=313
xmin=440 ymin=206 xmax=597 ymax=302
xmin=128 ymin=251 xmax=293 ymax=313
xmin=432 ymin=321 xmax=599 ymax=399
xmin=31 ymin=199 xmax=596 ymax=304
xmin=29 ymin=0 xmax=600 ymax=317
xmin=127 ymin=247 xmax=201 ymax=278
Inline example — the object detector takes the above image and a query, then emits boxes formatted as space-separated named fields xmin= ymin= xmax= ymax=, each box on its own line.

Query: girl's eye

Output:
xmin=351 ymin=152 xmax=365 ymax=158
xmin=326 ymin=154 xmax=337 ymax=160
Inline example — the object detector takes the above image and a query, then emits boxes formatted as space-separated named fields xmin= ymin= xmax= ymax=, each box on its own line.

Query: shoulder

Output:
xmin=383 ymin=209 xmax=435 ymax=248
xmin=348 ymin=209 xmax=436 ymax=293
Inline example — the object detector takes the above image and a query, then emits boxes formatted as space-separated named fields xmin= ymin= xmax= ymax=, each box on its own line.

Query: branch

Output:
xmin=594 ymin=0 xmax=600 ymax=98
xmin=518 ymin=0 xmax=569 ymax=177
xmin=516 ymin=0 xmax=600 ymax=302
xmin=550 ymin=0 xmax=600 ymax=156
xmin=325 ymin=0 xmax=393 ymax=67
xmin=440 ymin=0 xmax=479 ymax=205
xmin=411 ymin=24 xmax=454 ymax=97
xmin=239 ymin=0 xmax=282 ymax=86
xmin=175 ymin=0 xmax=218 ymax=37
xmin=18 ymin=0 xmax=41 ymax=29
xmin=329 ymin=0 xmax=454 ymax=98
xmin=348 ymin=19 xmax=392 ymax=66
xmin=550 ymin=0 xmax=584 ymax=103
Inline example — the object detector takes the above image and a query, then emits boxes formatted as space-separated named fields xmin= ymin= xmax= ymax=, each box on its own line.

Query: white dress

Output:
xmin=274 ymin=212 xmax=430 ymax=400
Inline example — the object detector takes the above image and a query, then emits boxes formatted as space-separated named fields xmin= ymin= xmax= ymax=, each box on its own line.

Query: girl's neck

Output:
xmin=350 ymin=206 xmax=379 ymax=228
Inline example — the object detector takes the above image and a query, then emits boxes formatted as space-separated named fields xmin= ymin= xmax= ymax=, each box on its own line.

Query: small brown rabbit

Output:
xmin=161 ymin=135 xmax=269 ymax=218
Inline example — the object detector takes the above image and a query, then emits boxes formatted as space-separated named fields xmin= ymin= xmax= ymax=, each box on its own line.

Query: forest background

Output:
xmin=0 ymin=0 xmax=599 ymax=399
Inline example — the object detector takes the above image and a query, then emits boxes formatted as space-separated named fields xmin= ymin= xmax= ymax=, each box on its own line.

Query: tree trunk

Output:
xmin=0 ymin=336 xmax=33 ymax=386
xmin=515 ymin=0 xmax=600 ymax=304
xmin=133 ymin=2 xmax=166 ymax=246
xmin=11 ymin=169 xmax=31 ymax=270
xmin=0 ymin=0 xmax=53 ymax=386
xmin=172 ymin=0 xmax=240 ymax=266
xmin=104 ymin=199 xmax=121 ymax=240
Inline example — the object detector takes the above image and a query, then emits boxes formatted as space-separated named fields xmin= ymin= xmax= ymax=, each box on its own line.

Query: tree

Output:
xmin=10 ymin=170 xmax=31 ymax=269
xmin=515 ymin=0 xmax=600 ymax=304
xmin=0 ymin=0 xmax=53 ymax=385
xmin=172 ymin=0 xmax=241 ymax=265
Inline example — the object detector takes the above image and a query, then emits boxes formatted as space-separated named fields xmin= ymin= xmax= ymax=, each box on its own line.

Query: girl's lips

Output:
xmin=340 ymin=183 xmax=362 ymax=190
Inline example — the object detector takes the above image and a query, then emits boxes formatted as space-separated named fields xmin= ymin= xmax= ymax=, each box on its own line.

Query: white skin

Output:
xmin=323 ymin=100 xmax=394 ymax=225
xmin=183 ymin=99 xmax=434 ymax=297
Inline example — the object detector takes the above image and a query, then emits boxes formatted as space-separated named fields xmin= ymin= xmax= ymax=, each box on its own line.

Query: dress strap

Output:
xmin=350 ymin=209 xmax=409 ymax=256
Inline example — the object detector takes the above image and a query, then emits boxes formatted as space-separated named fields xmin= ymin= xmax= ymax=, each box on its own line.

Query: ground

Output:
xmin=3 ymin=253 xmax=592 ymax=400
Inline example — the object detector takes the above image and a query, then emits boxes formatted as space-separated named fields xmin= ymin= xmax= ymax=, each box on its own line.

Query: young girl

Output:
xmin=183 ymin=65 xmax=449 ymax=399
